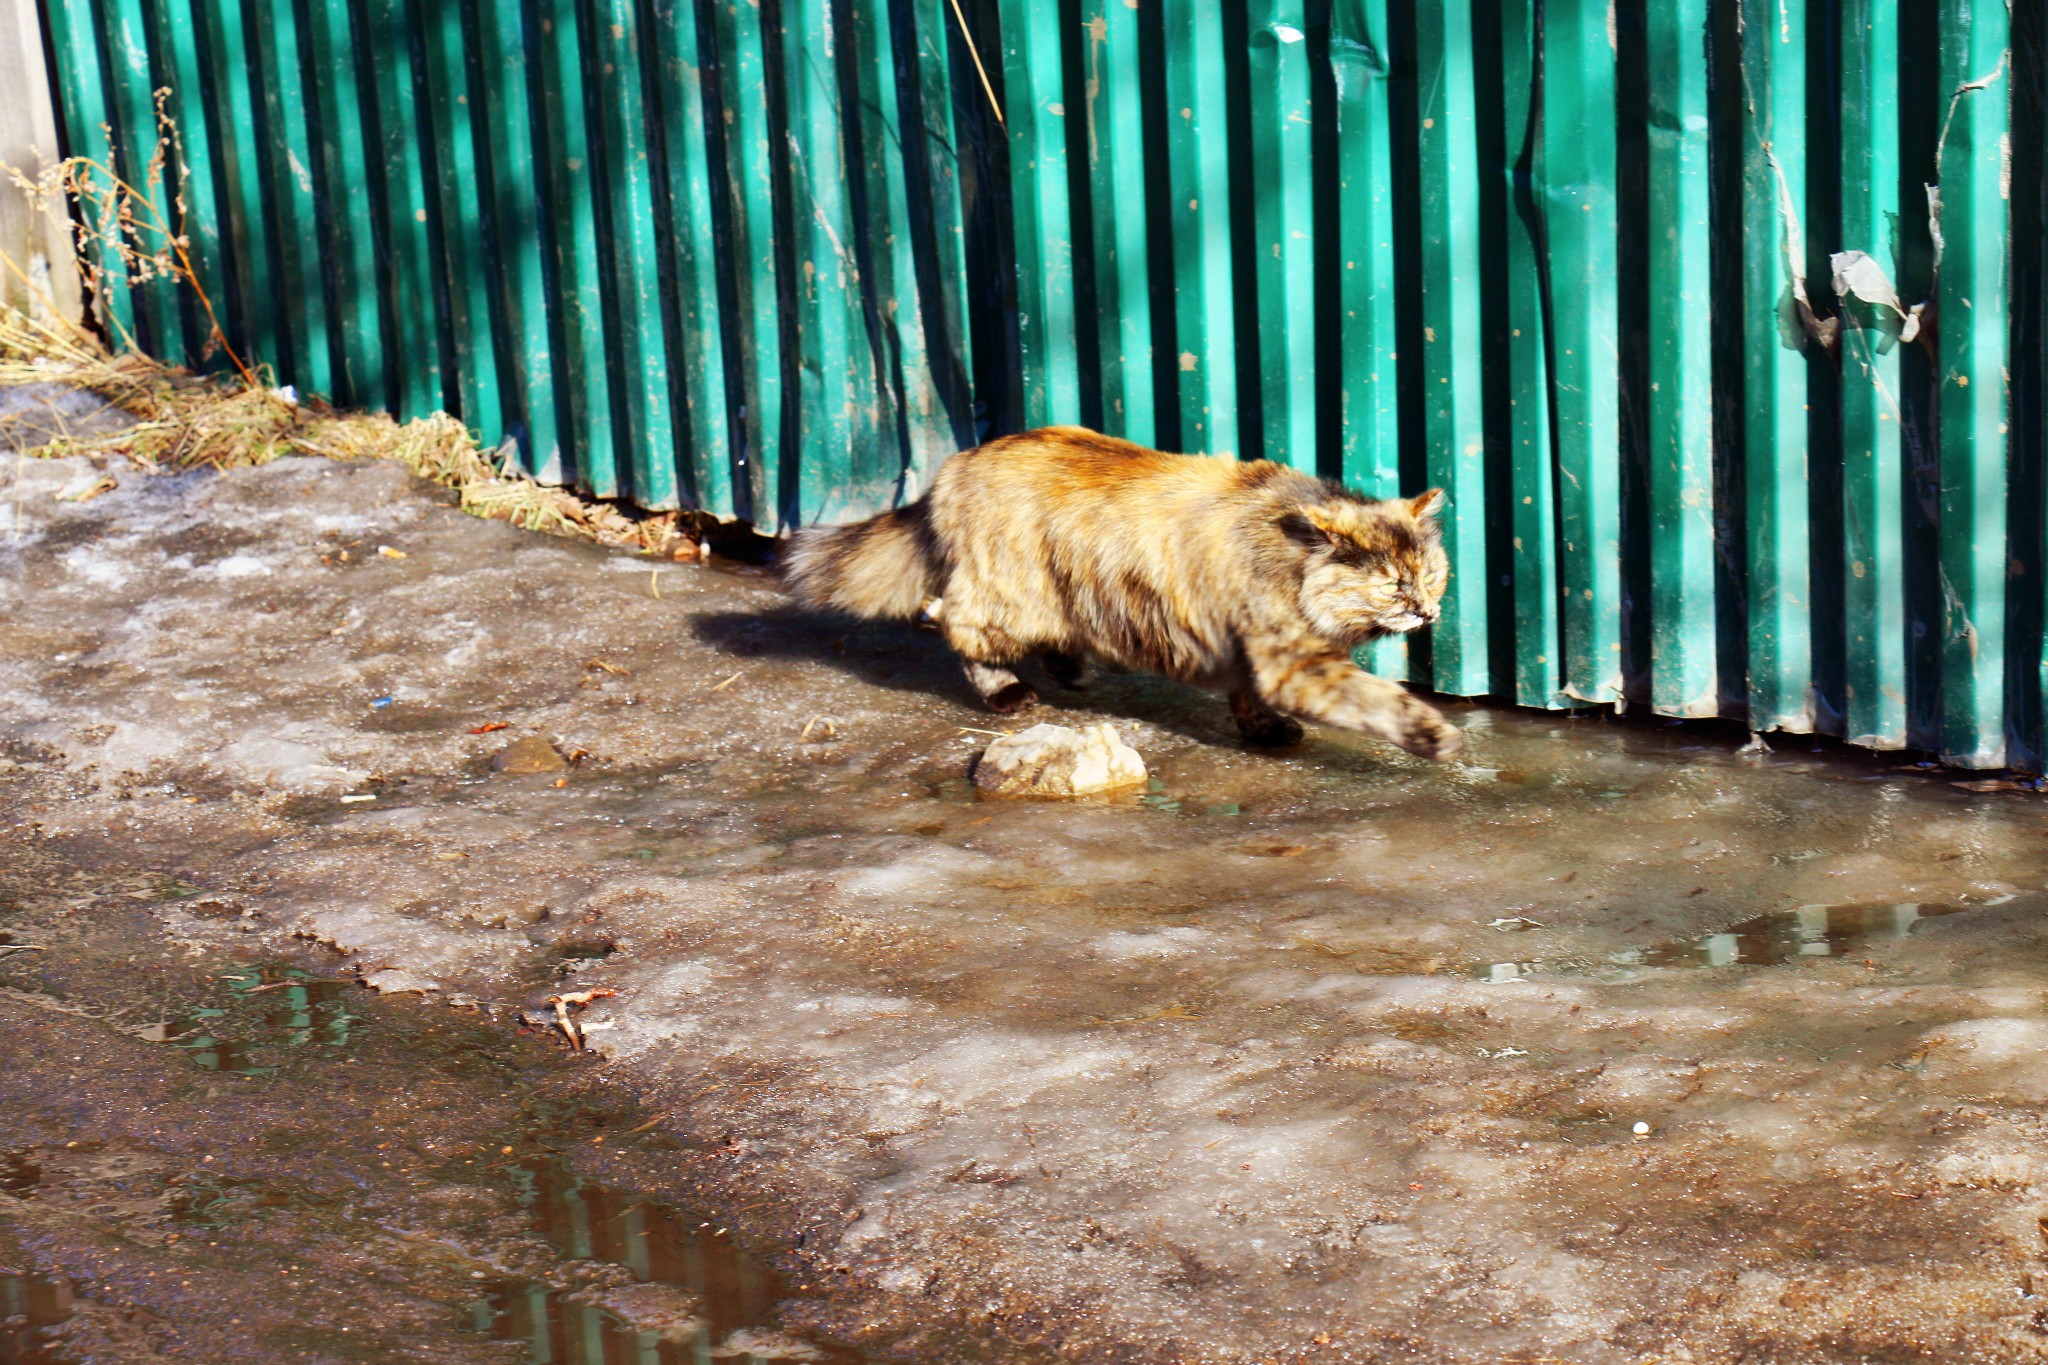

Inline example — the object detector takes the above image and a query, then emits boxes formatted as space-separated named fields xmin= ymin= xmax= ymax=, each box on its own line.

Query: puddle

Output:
xmin=1627 ymin=901 xmax=1971 ymax=968
xmin=472 ymin=1157 xmax=864 ymax=1364
xmin=0 ymin=1272 xmax=78 ymax=1364
xmin=1478 ymin=901 xmax=1974 ymax=983
xmin=0 ymin=1151 xmax=38 ymax=1196
xmin=133 ymin=965 xmax=366 ymax=1075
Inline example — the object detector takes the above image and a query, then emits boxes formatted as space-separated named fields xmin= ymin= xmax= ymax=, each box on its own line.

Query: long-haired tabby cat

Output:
xmin=783 ymin=427 xmax=1459 ymax=759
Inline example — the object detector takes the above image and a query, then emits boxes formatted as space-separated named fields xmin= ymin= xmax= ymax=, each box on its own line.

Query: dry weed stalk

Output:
xmin=5 ymin=90 xmax=253 ymax=384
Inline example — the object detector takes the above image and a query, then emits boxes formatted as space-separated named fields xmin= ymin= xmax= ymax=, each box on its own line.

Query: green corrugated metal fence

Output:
xmin=36 ymin=0 xmax=2048 ymax=769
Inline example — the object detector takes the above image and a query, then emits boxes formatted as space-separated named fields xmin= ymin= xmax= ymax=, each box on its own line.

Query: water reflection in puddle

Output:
xmin=0 ymin=1272 xmax=77 ymax=1364
xmin=1629 ymin=901 xmax=1968 ymax=968
xmin=472 ymin=1158 xmax=862 ymax=1364
xmin=1479 ymin=901 xmax=1972 ymax=983
xmin=134 ymin=966 xmax=365 ymax=1075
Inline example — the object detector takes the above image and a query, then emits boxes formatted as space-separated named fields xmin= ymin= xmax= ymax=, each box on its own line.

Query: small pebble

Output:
xmin=1632 ymin=1121 xmax=1652 ymax=1136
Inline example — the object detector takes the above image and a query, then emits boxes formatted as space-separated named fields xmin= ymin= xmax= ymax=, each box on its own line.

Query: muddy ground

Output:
xmin=6 ymin=423 xmax=2048 ymax=1364
xmin=0 ymin=839 xmax=876 ymax=1364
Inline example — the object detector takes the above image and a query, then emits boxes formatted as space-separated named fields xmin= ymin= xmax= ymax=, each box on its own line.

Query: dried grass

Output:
xmin=0 ymin=304 xmax=695 ymax=557
xmin=1 ymin=96 xmax=695 ymax=558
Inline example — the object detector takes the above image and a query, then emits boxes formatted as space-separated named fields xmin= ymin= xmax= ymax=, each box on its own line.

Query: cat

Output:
xmin=782 ymin=426 xmax=1460 ymax=759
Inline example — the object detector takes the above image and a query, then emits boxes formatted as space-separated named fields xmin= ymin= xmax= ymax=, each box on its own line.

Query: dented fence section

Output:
xmin=1542 ymin=0 xmax=1623 ymax=709
xmin=1932 ymin=2 xmax=2012 ymax=768
xmin=33 ymin=0 xmax=2048 ymax=768
xmin=1835 ymin=0 xmax=1907 ymax=752
xmin=1644 ymin=0 xmax=1718 ymax=719
xmin=1736 ymin=0 xmax=1815 ymax=737
xmin=1411 ymin=0 xmax=1490 ymax=697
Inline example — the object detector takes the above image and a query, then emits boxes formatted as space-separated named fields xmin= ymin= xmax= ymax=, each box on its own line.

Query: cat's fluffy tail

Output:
xmin=782 ymin=503 xmax=939 ymax=620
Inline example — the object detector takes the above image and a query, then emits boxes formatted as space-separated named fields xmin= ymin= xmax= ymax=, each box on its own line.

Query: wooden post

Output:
xmin=0 ymin=0 xmax=83 ymax=324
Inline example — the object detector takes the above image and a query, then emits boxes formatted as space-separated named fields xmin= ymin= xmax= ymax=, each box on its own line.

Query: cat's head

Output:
xmin=1283 ymin=489 xmax=1449 ymax=644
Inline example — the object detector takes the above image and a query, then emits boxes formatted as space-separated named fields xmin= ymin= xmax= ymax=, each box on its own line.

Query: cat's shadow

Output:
xmin=686 ymin=606 xmax=1251 ymax=749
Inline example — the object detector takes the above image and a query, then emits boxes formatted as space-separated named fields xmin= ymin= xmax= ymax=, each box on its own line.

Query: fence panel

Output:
xmin=33 ymin=0 xmax=2047 ymax=769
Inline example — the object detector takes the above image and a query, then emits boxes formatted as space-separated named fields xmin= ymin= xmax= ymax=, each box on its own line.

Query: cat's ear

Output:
xmin=1278 ymin=505 xmax=1344 ymax=551
xmin=1408 ymin=488 xmax=1446 ymax=521
xmin=1301 ymin=504 xmax=1348 ymax=540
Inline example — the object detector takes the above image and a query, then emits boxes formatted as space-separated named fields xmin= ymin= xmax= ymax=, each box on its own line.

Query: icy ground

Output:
xmin=6 ymin=448 xmax=2048 ymax=1363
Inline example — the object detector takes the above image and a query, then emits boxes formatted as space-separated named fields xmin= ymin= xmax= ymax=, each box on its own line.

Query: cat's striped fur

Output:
xmin=783 ymin=427 xmax=1459 ymax=758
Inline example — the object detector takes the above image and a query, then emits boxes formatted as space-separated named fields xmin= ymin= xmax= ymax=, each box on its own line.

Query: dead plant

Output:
xmin=0 ymin=95 xmax=694 ymax=559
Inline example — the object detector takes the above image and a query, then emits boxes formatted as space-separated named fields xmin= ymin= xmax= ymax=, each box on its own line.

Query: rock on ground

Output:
xmin=493 ymin=734 xmax=569 ymax=774
xmin=10 ymin=447 xmax=2048 ymax=1364
xmin=973 ymin=722 xmax=1148 ymax=797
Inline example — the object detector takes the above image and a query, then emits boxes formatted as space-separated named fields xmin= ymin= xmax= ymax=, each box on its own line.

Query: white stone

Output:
xmin=973 ymin=722 xmax=1147 ymax=798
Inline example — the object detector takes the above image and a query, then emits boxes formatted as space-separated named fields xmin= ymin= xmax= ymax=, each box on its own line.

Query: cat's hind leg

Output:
xmin=964 ymin=660 xmax=1039 ymax=714
xmin=1041 ymin=650 xmax=1093 ymax=692
xmin=1246 ymin=646 xmax=1459 ymax=759
xmin=947 ymin=620 xmax=1039 ymax=714
xmin=1229 ymin=688 xmax=1304 ymax=747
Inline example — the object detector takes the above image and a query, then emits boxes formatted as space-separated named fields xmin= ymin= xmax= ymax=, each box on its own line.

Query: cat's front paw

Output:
xmin=1394 ymin=699 xmax=1461 ymax=760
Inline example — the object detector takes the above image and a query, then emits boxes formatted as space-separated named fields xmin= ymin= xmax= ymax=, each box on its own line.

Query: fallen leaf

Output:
xmin=55 ymin=474 xmax=117 ymax=503
xmin=469 ymin=721 xmax=509 ymax=735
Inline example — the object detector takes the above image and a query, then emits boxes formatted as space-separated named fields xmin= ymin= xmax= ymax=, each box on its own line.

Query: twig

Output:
xmin=545 ymin=987 xmax=617 ymax=1051
xmin=947 ymin=0 xmax=1006 ymax=129
xmin=0 ymin=244 xmax=96 ymax=348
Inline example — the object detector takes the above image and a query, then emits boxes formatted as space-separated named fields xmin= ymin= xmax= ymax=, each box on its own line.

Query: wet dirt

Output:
xmin=0 ymin=843 xmax=961 ymax=1364
xmin=8 ymin=447 xmax=2048 ymax=1362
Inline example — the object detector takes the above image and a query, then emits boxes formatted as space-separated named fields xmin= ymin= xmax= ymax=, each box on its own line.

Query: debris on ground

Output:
xmin=53 ymin=470 xmax=115 ymax=502
xmin=562 ymin=1281 xmax=706 ymax=1342
xmin=972 ymin=722 xmax=1148 ymax=797
xmin=711 ymin=1327 xmax=824 ymax=1360
xmin=492 ymin=736 xmax=569 ymax=775
xmin=546 ymin=988 xmax=619 ymax=1051
xmin=362 ymin=967 xmax=441 ymax=994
